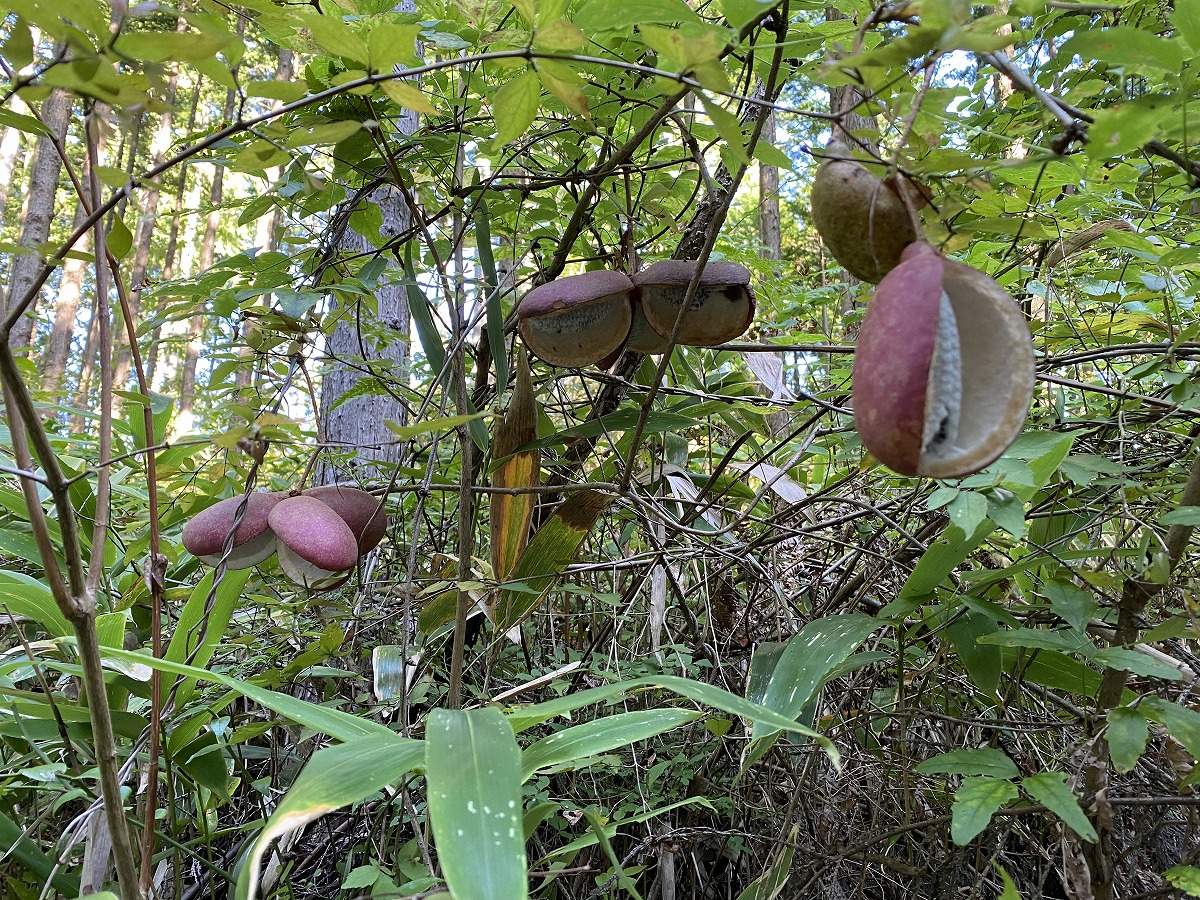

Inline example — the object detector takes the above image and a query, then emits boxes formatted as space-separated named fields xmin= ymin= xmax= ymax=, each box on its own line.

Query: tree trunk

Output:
xmin=43 ymin=196 xmax=91 ymax=396
xmin=758 ymin=111 xmax=781 ymax=268
xmin=239 ymin=48 xmax=294 ymax=394
xmin=146 ymin=82 xmax=201 ymax=386
xmin=315 ymin=187 xmax=412 ymax=486
xmin=5 ymin=89 xmax=71 ymax=354
xmin=315 ymin=29 xmax=415 ymax=487
xmin=112 ymin=54 xmax=181 ymax=394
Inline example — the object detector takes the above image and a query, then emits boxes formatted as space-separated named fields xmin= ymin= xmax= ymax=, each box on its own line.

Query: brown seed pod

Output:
xmin=517 ymin=270 xmax=634 ymax=367
xmin=304 ymin=485 xmax=387 ymax=554
xmin=810 ymin=142 xmax=920 ymax=284
xmin=268 ymin=496 xmax=360 ymax=589
xmin=852 ymin=242 xmax=1035 ymax=479
xmin=633 ymin=260 xmax=755 ymax=347
xmin=182 ymin=492 xmax=282 ymax=569
xmin=595 ymin=298 xmax=672 ymax=369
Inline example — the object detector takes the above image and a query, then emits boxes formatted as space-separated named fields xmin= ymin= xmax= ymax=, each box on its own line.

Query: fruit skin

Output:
xmin=303 ymin=485 xmax=387 ymax=553
xmin=852 ymin=242 xmax=1036 ymax=479
xmin=182 ymin=492 xmax=282 ymax=568
xmin=268 ymin=495 xmax=360 ymax=588
xmin=811 ymin=143 xmax=919 ymax=284
xmin=517 ymin=270 xmax=634 ymax=367
xmin=633 ymin=260 xmax=755 ymax=347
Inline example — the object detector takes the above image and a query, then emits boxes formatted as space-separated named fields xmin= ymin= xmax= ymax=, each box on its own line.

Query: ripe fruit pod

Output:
xmin=182 ymin=492 xmax=281 ymax=569
xmin=852 ymin=242 xmax=1035 ymax=479
xmin=268 ymin=495 xmax=360 ymax=589
xmin=810 ymin=142 xmax=919 ymax=284
xmin=633 ymin=260 xmax=755 ymax=346
xmin=595 ymin=299 xmax=671 ymax=369
xmin=517 ymin=270 xmax=634 ymax=367
xmin=304 ymin=485 xmax=387 ymax=553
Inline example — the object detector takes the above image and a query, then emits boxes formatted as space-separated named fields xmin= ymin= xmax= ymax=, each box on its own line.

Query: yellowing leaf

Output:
xmin=534 ymin=18 xmax=588 ymax=49
xmin=305 ymin=14 xmax=370 ymax=66
xmin=285 ymin=120 xmax=363 ymax=148
xmin=700 ymin=93 xmax=748 ymax=165
xmin=380 ymin=80 xmax=436 ymax=114
xmin=114 ymin=30 xmax=230 ymax=62
xmin=368 ymin=23 xmax=422 ymax=70
xmin=490 ymin=349 xmax=540 ymax=584
xmin=538 ymin=68 xmax=590 ymax=118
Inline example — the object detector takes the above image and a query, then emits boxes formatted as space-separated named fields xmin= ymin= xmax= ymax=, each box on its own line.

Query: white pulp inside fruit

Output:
xmin=922 ymin=290 xmax=962 ymax=458
xmin=199 ymin=529 xmax=277 ymax=569
xmin=277 ymin=542 xmax=352 ymax=589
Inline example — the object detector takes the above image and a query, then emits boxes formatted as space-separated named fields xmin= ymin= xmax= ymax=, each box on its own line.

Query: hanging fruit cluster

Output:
xmin=516 ymin=259 xmax=755 ymax=368
xmin=181 ymin=485 xmax=386 ymax=589
xmin=811 ymin=143 xmax=1037 ymax=479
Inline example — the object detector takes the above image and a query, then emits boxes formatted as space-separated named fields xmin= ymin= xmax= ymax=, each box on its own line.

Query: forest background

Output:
xmin=2 ymin=0 xmax=1200 ymax=897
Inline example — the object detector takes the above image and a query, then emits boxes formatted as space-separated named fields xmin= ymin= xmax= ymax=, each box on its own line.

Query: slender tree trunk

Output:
xmin=178 ymin=19 xmax=246 ymax=429
xmin=239 ymin=48 xmax=294 ymax=394
xmin=5 ymin=89 xmax=71 ymax=354
xmin=315 ymin=30 xmax=415 ymax=487
xmin=43 ymin=196 xmax=92 ymax=396
xmin=112 ymin=53 xmax=181 ymax=393
xmin=146 ymin=83 xmax=202 ymax=385
xmin=758 ymin=111 xmax=781 ymax=268
xmin=0 ymin=120 xmax=26 ymax=222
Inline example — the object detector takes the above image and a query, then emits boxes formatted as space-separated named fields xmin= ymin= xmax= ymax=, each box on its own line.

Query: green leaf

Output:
xmin=574 ymin=0 xmax=703 ymax=32
xmin=751 ymin=140 xmax=794 ymax=170
xmin=1086 ymin=96 xmax=1172 ymax=161
xmin=1021 ymin=771 xmax=1097 ymax=842
xmin=385 ymin=412 xmax=491 ymax=440
xmin=163 ymin=568 xmax=250 ymax=708
xmin=107 ymin=217 xmax=133 ymax=260
xmin=521 ymin=708 xmax=701 ymax=780
xmin=427 ymin=708 xmax=528 ymax=900
xmin=948 ymin=490 xmax=988 ymax=538
xmin=946 ymin=612 xmax=1001 ymax=694
xmin=534 ymin=18 xmax=588 ymax=49
xmin=1042 ymin=580 xmax=1096 ymax=633
xmin=0 ymin=808 xmax=81 ymax=895
xmin=1174 ymin=0 xmax=1200 ymax=52
xmin=977 ymin=627 xmax=1095 ymax=653
xmin=994 ymin=862 xmax=1021 ymax=900
xmin=699 ymin=93 xmax=749 ymax=165
xmin=1106 ymin=707 xmax=1149 ymax=774
xmin=1166 ymin=866 xmax=1200 ymax=897
xmin=1061 ymin=27 xmax=1185 ymax=71
xmin=734 ymin=824 xmax=798 ymax=900
xmin=1092 ymin=648 xmax=1183 ymax=680
xmin=235 ymin=733 xmax=423 ymax=900
xmin=985 ymin=489 xmax=1025 ymax=537
xmin=503 ymin=674 xmax=836 ymax=760
xmin=1142 ymin=697 xmax=1200 ymax=758
xmin=103 ymin=647 xmax=393 ymax=742
xmin=403 ymin=246 xmax=446 ymax=376
xmin=1163 ymin=506 xmax=1200 ymax=526
xmin=951 ymin=776 xmax=1017 ymax=845
xmin=0 ymin=569 xmax=70 ymax=637
xmin=748 ymin=614 xmax=881 ymax=744
xmin=916 ymin=748 xmax=1020 ymax=779
xmin=491 ymin=70 xmax=541 ymax=149
xmin=114 ymin=29 xmax=230 ymax=62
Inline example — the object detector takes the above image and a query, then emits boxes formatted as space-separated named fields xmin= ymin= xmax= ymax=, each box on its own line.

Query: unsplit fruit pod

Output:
xmin=811 ymin=142 xmax=920 ymax=284
xmin=516 ymin=270 xmax=633 ymax=367
xmin=852 ymin=242 xmax=1035 ymax=479
xmin=181 ymin=492 xmax=282 ymax=569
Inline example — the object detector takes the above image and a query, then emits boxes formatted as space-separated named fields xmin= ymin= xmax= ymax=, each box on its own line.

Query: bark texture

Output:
xmin=5 ymin=89 xmax=71 ymax=353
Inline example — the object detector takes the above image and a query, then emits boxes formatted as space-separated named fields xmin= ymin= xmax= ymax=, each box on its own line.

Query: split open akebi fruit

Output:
xmin=182 ymin=492 xmax=282 ymax=569
xmin=633 ymin=260 xmax=755 ymax=347
xmin=852 ymin=242 xmax=1036 ymax=479
xmin=811 ymin=142 xmax=920 ymax=284
xmin=517 ymin=270 xmax=634 ymax=367
xmin=268 ymin=495 xmax=360 ymax=589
